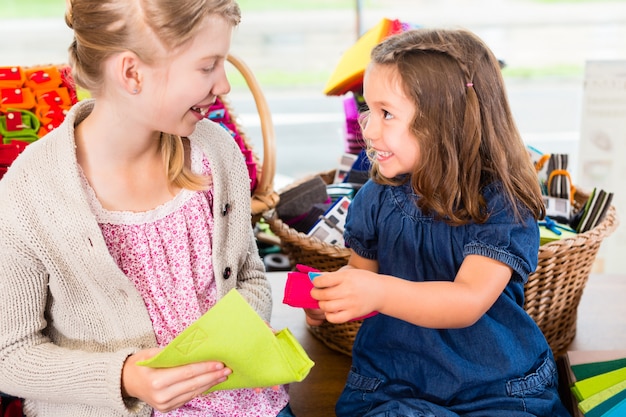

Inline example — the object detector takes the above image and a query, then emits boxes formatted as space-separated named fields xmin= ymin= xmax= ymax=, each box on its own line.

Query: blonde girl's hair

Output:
xmin=65 ymin=0 xmax=241 ymax=191
xmin=366 ymin=28 xmax=545 ymax=224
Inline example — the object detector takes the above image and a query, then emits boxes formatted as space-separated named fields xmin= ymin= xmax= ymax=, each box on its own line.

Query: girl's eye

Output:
xmin=382 ymin=110 xmax=393 ymax=120
xmin=201 ymin=60 xmax=219 ymax=73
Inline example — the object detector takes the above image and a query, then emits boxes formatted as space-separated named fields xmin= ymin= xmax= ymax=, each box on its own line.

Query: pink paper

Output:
xmin=283 ymin=264 xmax=378 ymax=321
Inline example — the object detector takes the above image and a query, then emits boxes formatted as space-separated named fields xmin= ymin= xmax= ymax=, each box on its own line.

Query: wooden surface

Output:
xmin=268 ymin=272 xmax=626 ymax=417
xmin=269 ymin=273 xmax=351 ymax=417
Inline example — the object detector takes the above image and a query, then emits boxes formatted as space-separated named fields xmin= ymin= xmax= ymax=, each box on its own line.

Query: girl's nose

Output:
xmin=362 ymin=114 xmax=379 ymax=143
xmin=213 ymin=65 xmax=231 ymax=97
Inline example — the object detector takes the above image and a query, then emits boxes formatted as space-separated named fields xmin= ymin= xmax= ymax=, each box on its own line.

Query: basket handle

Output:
xmin=226 ymin=54 xmax=277 ymax=202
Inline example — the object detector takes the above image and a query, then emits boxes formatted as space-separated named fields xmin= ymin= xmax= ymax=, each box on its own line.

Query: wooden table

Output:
xmin=269 ymin=272 xmax=626 ymax=417
xmin=269 ymin=273 xmax=351 ymax=417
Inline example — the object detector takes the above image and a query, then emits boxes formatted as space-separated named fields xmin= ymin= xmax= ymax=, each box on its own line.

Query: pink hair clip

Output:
xmin=466 ymin=82 xmax=474 ymax=87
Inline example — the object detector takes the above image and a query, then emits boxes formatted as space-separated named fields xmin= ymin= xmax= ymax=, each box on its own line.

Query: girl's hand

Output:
xmin=303 ymin=307 xmax=326 ymax=326
xmin=310 ymin=269 xmax=380 ymax=323
xmin=121 ymin=348 xmax=232 ymax=413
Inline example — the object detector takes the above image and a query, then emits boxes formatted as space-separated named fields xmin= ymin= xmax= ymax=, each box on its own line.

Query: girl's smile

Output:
xmin=372 ymin=149 xmax=394 ymax=162
xmin=190 ymin=106 xmax=211 ymax=118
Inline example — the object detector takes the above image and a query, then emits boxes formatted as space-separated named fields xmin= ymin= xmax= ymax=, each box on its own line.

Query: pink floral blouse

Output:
xmin=82 ymin=144 xmax=289 ymax=416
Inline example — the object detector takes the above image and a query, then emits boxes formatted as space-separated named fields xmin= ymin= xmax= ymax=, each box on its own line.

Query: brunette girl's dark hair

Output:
xmin=366 ymin=28 xmax=545 ymax=224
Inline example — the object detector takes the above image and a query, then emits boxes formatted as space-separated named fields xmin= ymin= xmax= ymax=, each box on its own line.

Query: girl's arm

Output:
xmin=311 ymin=251 xmax=511 ymax=329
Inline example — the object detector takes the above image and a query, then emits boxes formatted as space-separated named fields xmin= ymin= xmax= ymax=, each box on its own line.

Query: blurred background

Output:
xmin=1 ymin=0 xmax=624 ymax=271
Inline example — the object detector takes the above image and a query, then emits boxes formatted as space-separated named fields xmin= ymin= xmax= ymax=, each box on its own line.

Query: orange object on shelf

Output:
xmin=323 ymin=18 xmax=409 ymax=96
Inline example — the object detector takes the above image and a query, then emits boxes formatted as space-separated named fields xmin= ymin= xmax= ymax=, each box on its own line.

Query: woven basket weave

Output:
xmin=265 ymin=170 xmax=350 ymax=271
xmin=266 ymin=171 xmax=619 ymax=357
xmin=525 ymin=191 xmax=619 ymax=355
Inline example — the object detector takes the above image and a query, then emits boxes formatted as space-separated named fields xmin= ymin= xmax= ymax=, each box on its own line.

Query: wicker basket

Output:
xmin=224 ymin=55 xmax=279 ymax=224
xmin=525 ymin=191 xmax=619 ymax=355
xmin=265 ymin=170 xmax=350 ymax=271
xmin=266 ymin=171 xmax=619 ymax=357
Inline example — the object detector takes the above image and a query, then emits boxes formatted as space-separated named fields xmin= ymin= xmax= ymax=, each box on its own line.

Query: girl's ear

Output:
xmin=116 ymin=51 xmax=143 ymax=95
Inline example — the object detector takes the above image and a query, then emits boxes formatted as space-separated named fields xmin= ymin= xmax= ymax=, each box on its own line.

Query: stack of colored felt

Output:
xmin=575 ymin=188 xmax=614 ymax=233
xmin=567 ymin=352 xmax=626 ymax=416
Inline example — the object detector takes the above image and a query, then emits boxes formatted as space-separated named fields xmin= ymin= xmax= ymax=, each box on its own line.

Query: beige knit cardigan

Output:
xmin=0 ymin=100 xmax=272 ymax=416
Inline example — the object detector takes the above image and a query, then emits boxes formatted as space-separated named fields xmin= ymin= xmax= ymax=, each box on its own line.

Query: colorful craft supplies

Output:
xmin=563 ymin=351 xmax=626 ymax=416
xmin=324 ymin=18 xmax=415 ymax=96
xmin=0 ymin=67 xmax=26 ymax=89
xmin=538 ymin=216 xmax=578 ymax=244
xmin=0 ymin=64 xmax=79 ymax=178
xmin=283 ymin=264 xmax=322 ymax=310
xmin=0 ymin=87 xmax=36 ymax=112
xmin=575 ymin=188 xmax=615 ymax=233
xmin=23 ymin=66 xmax=63 ymax=91
xmin=0 ymin=109 xmax=40 ymax=143
xmin=206 ymin=97 xmax=258 ymax=191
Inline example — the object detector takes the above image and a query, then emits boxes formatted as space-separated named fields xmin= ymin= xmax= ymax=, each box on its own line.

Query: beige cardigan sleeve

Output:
xmin=191 ymin=120 xmax=273 ymax=321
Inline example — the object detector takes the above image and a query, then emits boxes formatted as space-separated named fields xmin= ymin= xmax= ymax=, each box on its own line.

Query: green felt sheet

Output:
xmin=138 ymin=289 xmax=314 ymax=392
xmin=585 ymin=388 xmax=626 ymax=417
xmin=578 ymin=380 xmax=626 ymax=413
xmin=571 ymin=366 xmax=626 ymax=402
xmin=572 ymin=358 xmax=626 ymax=382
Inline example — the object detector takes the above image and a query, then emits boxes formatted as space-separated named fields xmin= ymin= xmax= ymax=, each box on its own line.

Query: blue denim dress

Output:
xmin=336 ymin=180 xmax=571 ymax=417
